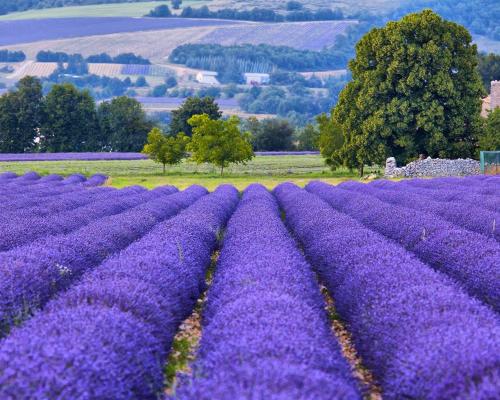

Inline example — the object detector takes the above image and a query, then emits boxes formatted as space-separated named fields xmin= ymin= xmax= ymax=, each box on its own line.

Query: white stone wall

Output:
xmin=491 ymin=80 xmax=500 ymax=110
xmin=385 ymin=157 xmax=480 ymax=178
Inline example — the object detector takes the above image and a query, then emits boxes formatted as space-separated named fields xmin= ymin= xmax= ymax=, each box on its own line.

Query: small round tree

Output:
xmin=187 ymin=114 xmax=254 ymax=175
xmin=142 ymin=128 xmax=189 ymax=173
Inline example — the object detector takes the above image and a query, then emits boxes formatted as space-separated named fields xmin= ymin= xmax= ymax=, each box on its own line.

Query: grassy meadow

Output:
xmin=0 ymin=1 xmax=209 ymax=20
xmin=0 ymin=155 xmax=381 ymax=190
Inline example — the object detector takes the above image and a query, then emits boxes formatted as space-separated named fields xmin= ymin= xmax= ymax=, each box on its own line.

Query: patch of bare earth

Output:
xmin=321 ymin=285 xmax=382 ymax=400
xmin=164 ymin=251 xmax=219 ymax=396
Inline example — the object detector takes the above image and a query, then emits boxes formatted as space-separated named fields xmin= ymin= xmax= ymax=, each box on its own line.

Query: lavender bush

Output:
xmin=372 ymin=177 xmax=500 ymax=213
xmin=0 ymin=185 xmax=169 ymax=251
xmin=306 ymin=181 xmax=500 ymax=312
xmin=274 ymin=182 xmax=500 ymax=399
xmin=339 ymin=180 xmax=500 ymax=241
xmin=172 ymin=184 xmax=360 ymax=399
xmin=0 ymin=186 xmax=207 ymax=336
xmin=0 ymin=185 xmax=238 ymax=399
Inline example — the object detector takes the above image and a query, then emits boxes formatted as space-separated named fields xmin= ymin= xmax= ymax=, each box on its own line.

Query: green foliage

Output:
xmin=478 ymin=53 xmax=500 ymax=91
xmin=146 ymin=4 xmax=171 ymax=18
xmin=286 ymin=1 xmax=303 ymax=11
xmin=142 ymin=127 xmax=189 ymax=173
xmin=151 ymin=84 xmax=167 ymax=97
xmin=391 ymin=0 xmax=500 ymax=42
xmin=296 ymin=123 xmax=319 ymax=151
xmin=169 ymin=97 xmax=222 ymax=137
xmin=135 ymin=76 xmax=148 ymax=87
xmin=187 ymin=114 xmax=254 ymax=175
xmin=0 ymin=50 xmax=25 ymax=62
xmin=317 ymin=112 xmax=346 ymax=171
xmin=0 ymin=77 xmax=43 ymax=152
xmin=479 ymin=108 xmax=500 ymax=151
xmin=38 ymin=51 xmax=150 ymax=65
xmin=170 ymin=43 xmax=348 ymax=75
xmin=171 ymin=0 xmax=182 ymax=10
xmin=248 ymin=118 xmax=295 ymax=151
xmin=41 ymin=83 xmax=99 ymax=152
xmin=333 ymin=10 xmax=484 ymax=171
xmin=97 ymin=96 xmax=152 ymax=152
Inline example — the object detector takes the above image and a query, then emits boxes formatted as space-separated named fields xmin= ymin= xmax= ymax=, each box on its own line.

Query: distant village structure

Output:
xmin=482 ymin=80 xmax=500 ymax=117
xmin=244 ymin=73 xmax=270 ymax=86
xmin=195 ymin=71 xmax=219 ymax=85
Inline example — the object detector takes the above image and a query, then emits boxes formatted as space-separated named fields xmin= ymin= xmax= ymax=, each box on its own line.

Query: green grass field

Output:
xmin=0 ymin=155 xmax=381 ymax=190
xmin=0 ymin=1 xmax=209 ymax=20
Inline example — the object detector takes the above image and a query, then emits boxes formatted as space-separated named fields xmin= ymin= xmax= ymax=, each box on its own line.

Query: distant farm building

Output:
xmin=482 ymin=80 xmax=500 ymax=117
xmin=244 ymin=73 xmax=270 ymax=86
xmin=196 ymin=71 xmax=219 ymax=85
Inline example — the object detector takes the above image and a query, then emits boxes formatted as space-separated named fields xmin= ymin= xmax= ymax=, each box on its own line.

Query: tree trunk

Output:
xmin=163 ymin=163 xmax=166 ymax=174
xmin=220 ymin=165 xmax=224 ymax=176
xmin=358 ymin=164 xmax=364 ymax=177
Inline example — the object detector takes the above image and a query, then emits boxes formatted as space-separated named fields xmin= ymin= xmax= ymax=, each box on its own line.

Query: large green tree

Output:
xmin=187 ymin=114 xmax=254 ymax=175
xmin=169 ymin=97 xmax=222 ymax=137
xmin=0 ymin=76 xmax=43 ymax=152
xmin=41 ymin=83 xmax=99 ymax=152
xmin=332 ymin=10 xmax=484 ymax=172
xmin=98 ymin=96 xmax=152 ymax=152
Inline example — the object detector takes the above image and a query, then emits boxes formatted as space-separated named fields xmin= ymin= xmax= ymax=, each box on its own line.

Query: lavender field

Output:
xmin=0 ymin=18 xmax=245 ymax=46
xmin=198 ymin=20 xmax=358 ymax=51
xmin=0 ymin=172 xmax=498 ymax=399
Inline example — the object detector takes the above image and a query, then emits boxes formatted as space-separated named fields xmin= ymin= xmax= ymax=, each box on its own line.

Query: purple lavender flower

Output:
xmin=274 ymin=182 xmax=500 ymax=399
xmin=0 ymin=185 xmax=207 ymax=335
xmin=0 ymin=185 xmax=238 ymax=399
xmin=173 ymin=184 xmax=360 ymax=400
xmin=339 ymin=180 xmax=500 ymax=241
xmin=306 ymin=181 xmax=500 ymax=311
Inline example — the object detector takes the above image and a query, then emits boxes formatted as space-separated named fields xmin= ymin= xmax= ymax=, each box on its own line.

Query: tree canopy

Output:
xmin=142 ymin=127 xmax=189 ymax=173
xmin=0 ymin=77 xmax=43 ymax=153
xmin=187 ymin=114 xmax=254 ymax=175
xmin=249 ymin=118 xmax=295 ymax=151
xmin=97 ymin=96 xmax=152 ymax=152
xmin=169 ymin=97 xmax=222 ymax=137
xmin=331 ymin=9 xmax=484 ymax=172
xmin=479 ymin=108 xmax=500 ymax=151
xmin=41 ymin=83 xmax=99 ymax=152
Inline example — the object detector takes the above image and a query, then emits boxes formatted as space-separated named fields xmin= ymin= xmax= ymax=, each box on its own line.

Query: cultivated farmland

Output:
xmin=0 ymin=17 xmax=248 ymax=47
xmin=0 ymin=172 xmax=498 ymax=398
xmin=0 ymin=19 xmax=357 ymax=62
xmin=197 ymin=20 xmax=358 ymax=51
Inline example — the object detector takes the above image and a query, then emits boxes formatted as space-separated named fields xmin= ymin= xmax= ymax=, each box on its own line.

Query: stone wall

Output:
xmin=385 ymin=157 xmax=480 ymax=178
xmin=491 ymin=80 xmax=500 ymax=110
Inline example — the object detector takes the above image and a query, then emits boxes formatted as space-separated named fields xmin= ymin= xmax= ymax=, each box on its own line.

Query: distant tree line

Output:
xmin=176 ymin=5 xmax=344 ymax=22
xmin=0 ymin=50 xmax=26 ymax=62
xmin=0 ymin=77 xmax=152 ymax=153
xmin=478 ymin=53 xmax=500 ymax=91
xmin=386 ymin=0 xmax=500 ymax=41
xmin=36 ymin=51 xmax=150 ymax=65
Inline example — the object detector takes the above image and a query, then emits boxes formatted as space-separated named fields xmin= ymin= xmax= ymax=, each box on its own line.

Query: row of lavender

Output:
xmin=0 ymin=171 xmax=107 ymax=187
xmin=0 ymin=175 xmax=498 ymax=398
xmin=275 ymin=181 xmax=499 ymax=399
xmin=0 ymin=151 xmax=319 ymax=162
xmin=0 ymin=184 xmax=239 ymax=398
